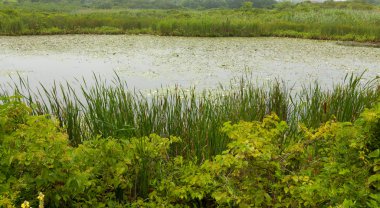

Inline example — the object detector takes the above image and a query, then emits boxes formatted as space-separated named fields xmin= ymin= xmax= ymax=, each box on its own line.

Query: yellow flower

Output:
xmin=37 ymin=192 xmax=45 ymax=201
xmin=37 ymin=192 xmax=45 ymax=208
xmin=21 ymin=201 xmax=30 ymax=208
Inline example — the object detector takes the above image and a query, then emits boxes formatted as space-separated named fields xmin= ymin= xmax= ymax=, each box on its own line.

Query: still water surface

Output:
xmin=0 ymin=35 xmax=379 ymax=91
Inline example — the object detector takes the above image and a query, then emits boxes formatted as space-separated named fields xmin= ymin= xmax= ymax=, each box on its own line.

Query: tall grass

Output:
xmin=3 ymin=72 xmax=378 ymax=160
xmin=0 ymin=3 xmax=379 ymax=42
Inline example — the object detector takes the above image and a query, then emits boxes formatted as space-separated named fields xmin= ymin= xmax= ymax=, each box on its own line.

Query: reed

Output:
xmin=3 ymin=72 xmax=379 ymax=160
xmin=0 ymin=4 xmax=379 ymax=42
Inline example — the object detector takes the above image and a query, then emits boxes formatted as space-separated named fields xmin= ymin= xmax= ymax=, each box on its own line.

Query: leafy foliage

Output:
xmin=0 ymin=96 xmax=70 ymax=207
xmin=142 ymin=113 xmax=372 ymax=207
xmin=0 ymin=96 xmax=379 ymax=207
xmin=357 ymin=101 xmax=380 ymax=207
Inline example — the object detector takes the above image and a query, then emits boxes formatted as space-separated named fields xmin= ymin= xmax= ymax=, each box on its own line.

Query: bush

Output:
xmin=143 ymin=113 xmax=371 ymax=207
xmin=0 ymin=96 xmax=70 ymax=207
xmin=0 ymin=96 xmax=181 ymax=207
xmin=1 ymin=96 xmax=379 ymax=207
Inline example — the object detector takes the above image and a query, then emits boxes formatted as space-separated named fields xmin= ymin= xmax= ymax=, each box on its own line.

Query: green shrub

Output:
xmin=0 ymin=97 xmax=181 ymax=206
xmin=1 ymin=96 xmax=380 ymax=207
xmin=143 ymin=113 xmax=372 ymax=207
xmin=356 ymin=101 xmax=380 ymax=207
xmin=0 ymin=96 xmax=71 ymax=207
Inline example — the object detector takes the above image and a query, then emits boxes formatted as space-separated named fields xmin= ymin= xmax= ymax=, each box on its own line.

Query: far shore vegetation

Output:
xmin=0 ymin=1 xmax=380 ymax=42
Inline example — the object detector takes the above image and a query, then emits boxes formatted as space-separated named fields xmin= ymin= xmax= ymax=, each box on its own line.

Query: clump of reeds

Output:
xmin=3 ymin=72 xmax=379 ymax=160
xmin=0 ymin=6 xmax=379 ymax=42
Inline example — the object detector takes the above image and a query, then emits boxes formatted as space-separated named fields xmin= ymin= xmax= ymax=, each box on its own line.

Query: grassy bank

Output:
xmin=0 ymin=2 xmax=380 ymax=42
xmin=3 ymin=73 xmax=379 ymax=160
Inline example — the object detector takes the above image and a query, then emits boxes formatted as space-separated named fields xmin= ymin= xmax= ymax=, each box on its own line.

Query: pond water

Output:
xmin=0 ymin=35 xmax=379 ymax=92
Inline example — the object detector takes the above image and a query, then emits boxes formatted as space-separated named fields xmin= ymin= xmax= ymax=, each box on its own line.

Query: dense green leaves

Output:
xmin=0 ymin=96 xmax=70 ymax=207
xmin=1 ymin=96 xmax=380 ymax=207
xmin=0 ymin=97 xmax=182 ymax=207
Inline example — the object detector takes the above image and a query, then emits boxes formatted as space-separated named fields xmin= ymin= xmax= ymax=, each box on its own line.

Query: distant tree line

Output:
xmin=2 ymin=0 xmax=279 ymax=9
xmin=0 ymin=0 xmax=379 ymax=9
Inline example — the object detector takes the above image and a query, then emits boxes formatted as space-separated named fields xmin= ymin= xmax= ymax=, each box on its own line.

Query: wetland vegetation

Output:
xmin=2 ymin=73 xmax=379 ymax=156
xmin=1 ymin=0 xmax=380 ymax=207
xmin=0 ymin=1 xmax=380 ymax=42
xmin=1 ymin=73 xmax=380 ymax=207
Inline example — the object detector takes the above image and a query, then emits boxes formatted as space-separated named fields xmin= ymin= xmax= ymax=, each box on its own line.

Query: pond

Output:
xmin=0 ymin=35 xmax=379 ymax=92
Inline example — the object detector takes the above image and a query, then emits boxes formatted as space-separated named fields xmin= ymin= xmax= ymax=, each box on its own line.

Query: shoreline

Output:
xmin=0 ymin=33 xmax=379 ymax=45
xmin=336 ymin=41 xmax=380 ymax=48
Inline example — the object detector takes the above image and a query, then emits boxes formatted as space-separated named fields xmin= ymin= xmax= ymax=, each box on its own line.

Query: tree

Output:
xmin=241 ymin=1 xmax=253 ymax=9
xmin=252 ymin=0 xmax=277 ymax=8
